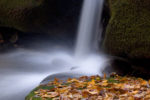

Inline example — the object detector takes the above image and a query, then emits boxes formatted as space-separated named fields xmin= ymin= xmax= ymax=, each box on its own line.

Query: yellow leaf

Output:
xmin=102 ymin=80 xmax=108 ymax=83
xmin=114 ymin=83 xmax=123 ymax=89
xmin=43 ymin=92 xmax=58 ymax=98
xmin=68 ymin=78 xmax=79 ymax=83
xmin=53 ymin=78 xmax=59 ymax=85
xmin=101 ymin=82 xmax=108 ymax=86
xmin=101 ymin=80 xmax=108 ymax=86
xmin=82 ymin=91 xmax=89 ymax=98
xmin=149 ymin=80 xmax=150 ymax=85
xmin=141 ymin=80 xmax=147 ymax=86
xmin=88 ymin=79 xmax=95 ymax=85
xmin=103 ymin=73 xmax=106 ymax=79
xmin=87 ymin=89 xmax=99 ymax=95
xmin=128 ymin=96 xmax=134 ymax=100
xmin=145 ymin=94 xmax=150 ymax=99
xmin=52 ymin=97 xmax=60 ymax=100
xmin=131 ymin=90 xmax=139 ymax=95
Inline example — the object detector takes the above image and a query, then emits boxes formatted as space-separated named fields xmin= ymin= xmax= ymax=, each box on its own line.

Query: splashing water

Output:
xmin=0 ymin=0 xmax=106 ymax=100
xmin=72 ymin=0 xmax=106 ymax=75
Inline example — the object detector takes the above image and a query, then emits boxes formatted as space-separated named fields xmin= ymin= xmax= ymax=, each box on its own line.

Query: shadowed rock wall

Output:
xmin=103 ymin=0 xmax=150 ymax=59
xmin=0 ymin=0 xmax=82 ymax=34
xmin=102 ymin=0 xmax=150 ymax=76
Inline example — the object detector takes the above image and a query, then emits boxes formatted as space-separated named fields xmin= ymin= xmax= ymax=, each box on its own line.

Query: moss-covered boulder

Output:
xmin=103 ymin=0 xmax=150 ymax=59
xmin=0 ymin=0 xmax=82 ymax=34
xmin=0 ymin=0 xmax=43 ymax=33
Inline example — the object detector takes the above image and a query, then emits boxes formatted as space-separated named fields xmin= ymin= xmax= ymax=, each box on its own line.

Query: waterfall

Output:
xmin=75 ymin=0 xmax=104 ymax=58
xmin=0 ymin=1 xmax=107 ymax=100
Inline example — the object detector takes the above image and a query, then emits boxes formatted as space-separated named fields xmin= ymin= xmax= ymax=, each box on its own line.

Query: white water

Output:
xmin=0 ymin=48 xmax=106 ymax=100
xmin=75 ymin=0 xmax=104 ymax=58
xmin=0 ymin=0 xmax=106 ymax=100
xmin=0 ymin=49 xmax=74 ymax=100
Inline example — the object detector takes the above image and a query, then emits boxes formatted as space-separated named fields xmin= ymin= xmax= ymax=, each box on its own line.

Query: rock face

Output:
xmin=0 ymin=0 xmax=82 ymax=34
xmin=0 ymin=0 xmax=43 ymax=33
xmin=0 ymin=0 xmax=82 ymax=51
xmin=103 ymin=0 xmax=150 ymax=59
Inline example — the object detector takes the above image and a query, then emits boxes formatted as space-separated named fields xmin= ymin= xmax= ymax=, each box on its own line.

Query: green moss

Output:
xmin=25 ymin=85 xmax=54 ymax=100
xmin=103 ymin=0 xmax=150 ymax=59
xmin=0 ymin=0 xmax=43 ymax=33
xmin=0 ymin=0 xmax=42 ymax=9
xmin=107 ymin=77 xmax=120 ymax=83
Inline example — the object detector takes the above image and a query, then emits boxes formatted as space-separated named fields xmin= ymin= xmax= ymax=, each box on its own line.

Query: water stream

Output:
xmin=0 ymin=0 xmax=106 ymax=100
xmin=75 ymin=0 xmax=104 ymax=59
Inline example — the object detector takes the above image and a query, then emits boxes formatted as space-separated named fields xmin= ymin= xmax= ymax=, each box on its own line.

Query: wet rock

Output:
xmin=102 ymin=0 xmax=150 ymax=76
xmin=102 ymin=56 xmax=132 ymax=76
xmin=0 ymin=27 xmax=20 ymax=52
xmin=41 ymin=72 xmax=83 ymax=85
xmin=103 ymin=0 xmax=150 ymax=59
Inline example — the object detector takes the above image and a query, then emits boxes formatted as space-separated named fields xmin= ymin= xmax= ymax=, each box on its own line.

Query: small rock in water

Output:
xmin=70 ymin=66 xmax=78 ymax=70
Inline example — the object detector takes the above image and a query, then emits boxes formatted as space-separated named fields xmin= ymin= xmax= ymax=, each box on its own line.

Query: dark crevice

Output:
xmin=99 ymin=0 xmax=110 ymax=47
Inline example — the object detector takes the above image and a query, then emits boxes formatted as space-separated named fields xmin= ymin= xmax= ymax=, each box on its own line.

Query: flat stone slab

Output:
xmin=25 ymin=72 xmax=87 ymax=100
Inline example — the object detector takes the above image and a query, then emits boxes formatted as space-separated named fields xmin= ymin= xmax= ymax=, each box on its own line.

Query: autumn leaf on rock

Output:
xmin=28 ymin=74 xmax=150 ymax=100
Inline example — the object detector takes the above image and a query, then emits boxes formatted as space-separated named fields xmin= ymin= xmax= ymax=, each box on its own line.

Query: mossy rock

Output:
xmin=103 ymin=0 xmax=150 ymax=59
xmin=0 ymin=0 xmax=82 ymax=34
xmin=0 ymin=0 xmax=43 ymax=33
xmin=0 ymin=0 xmax=42 ymax=8
xmin=25 ymin=85 xmax=55 ymax=100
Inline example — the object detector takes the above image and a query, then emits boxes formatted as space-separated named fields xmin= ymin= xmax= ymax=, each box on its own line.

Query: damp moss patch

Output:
xmin=103 ymin=0 xmax=150 ymax=59
xmin=25 ymin=85 xmax=55 ymax=100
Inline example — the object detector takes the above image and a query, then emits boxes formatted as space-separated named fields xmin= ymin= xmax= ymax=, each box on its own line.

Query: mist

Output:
xmin=0 ymin=0 xmax=107 ymax=100
xmin=0 ymin=45 xmax=107 ymax=100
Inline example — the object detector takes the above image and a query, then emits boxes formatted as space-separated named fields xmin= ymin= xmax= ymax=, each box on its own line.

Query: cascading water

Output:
xmin=0 ymin=0 xmax=107 ymax=100
xmin=75 ymin=0 xmax=104 ymax=59
xmin=71 ymin=0 xmax=106 ymax=75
